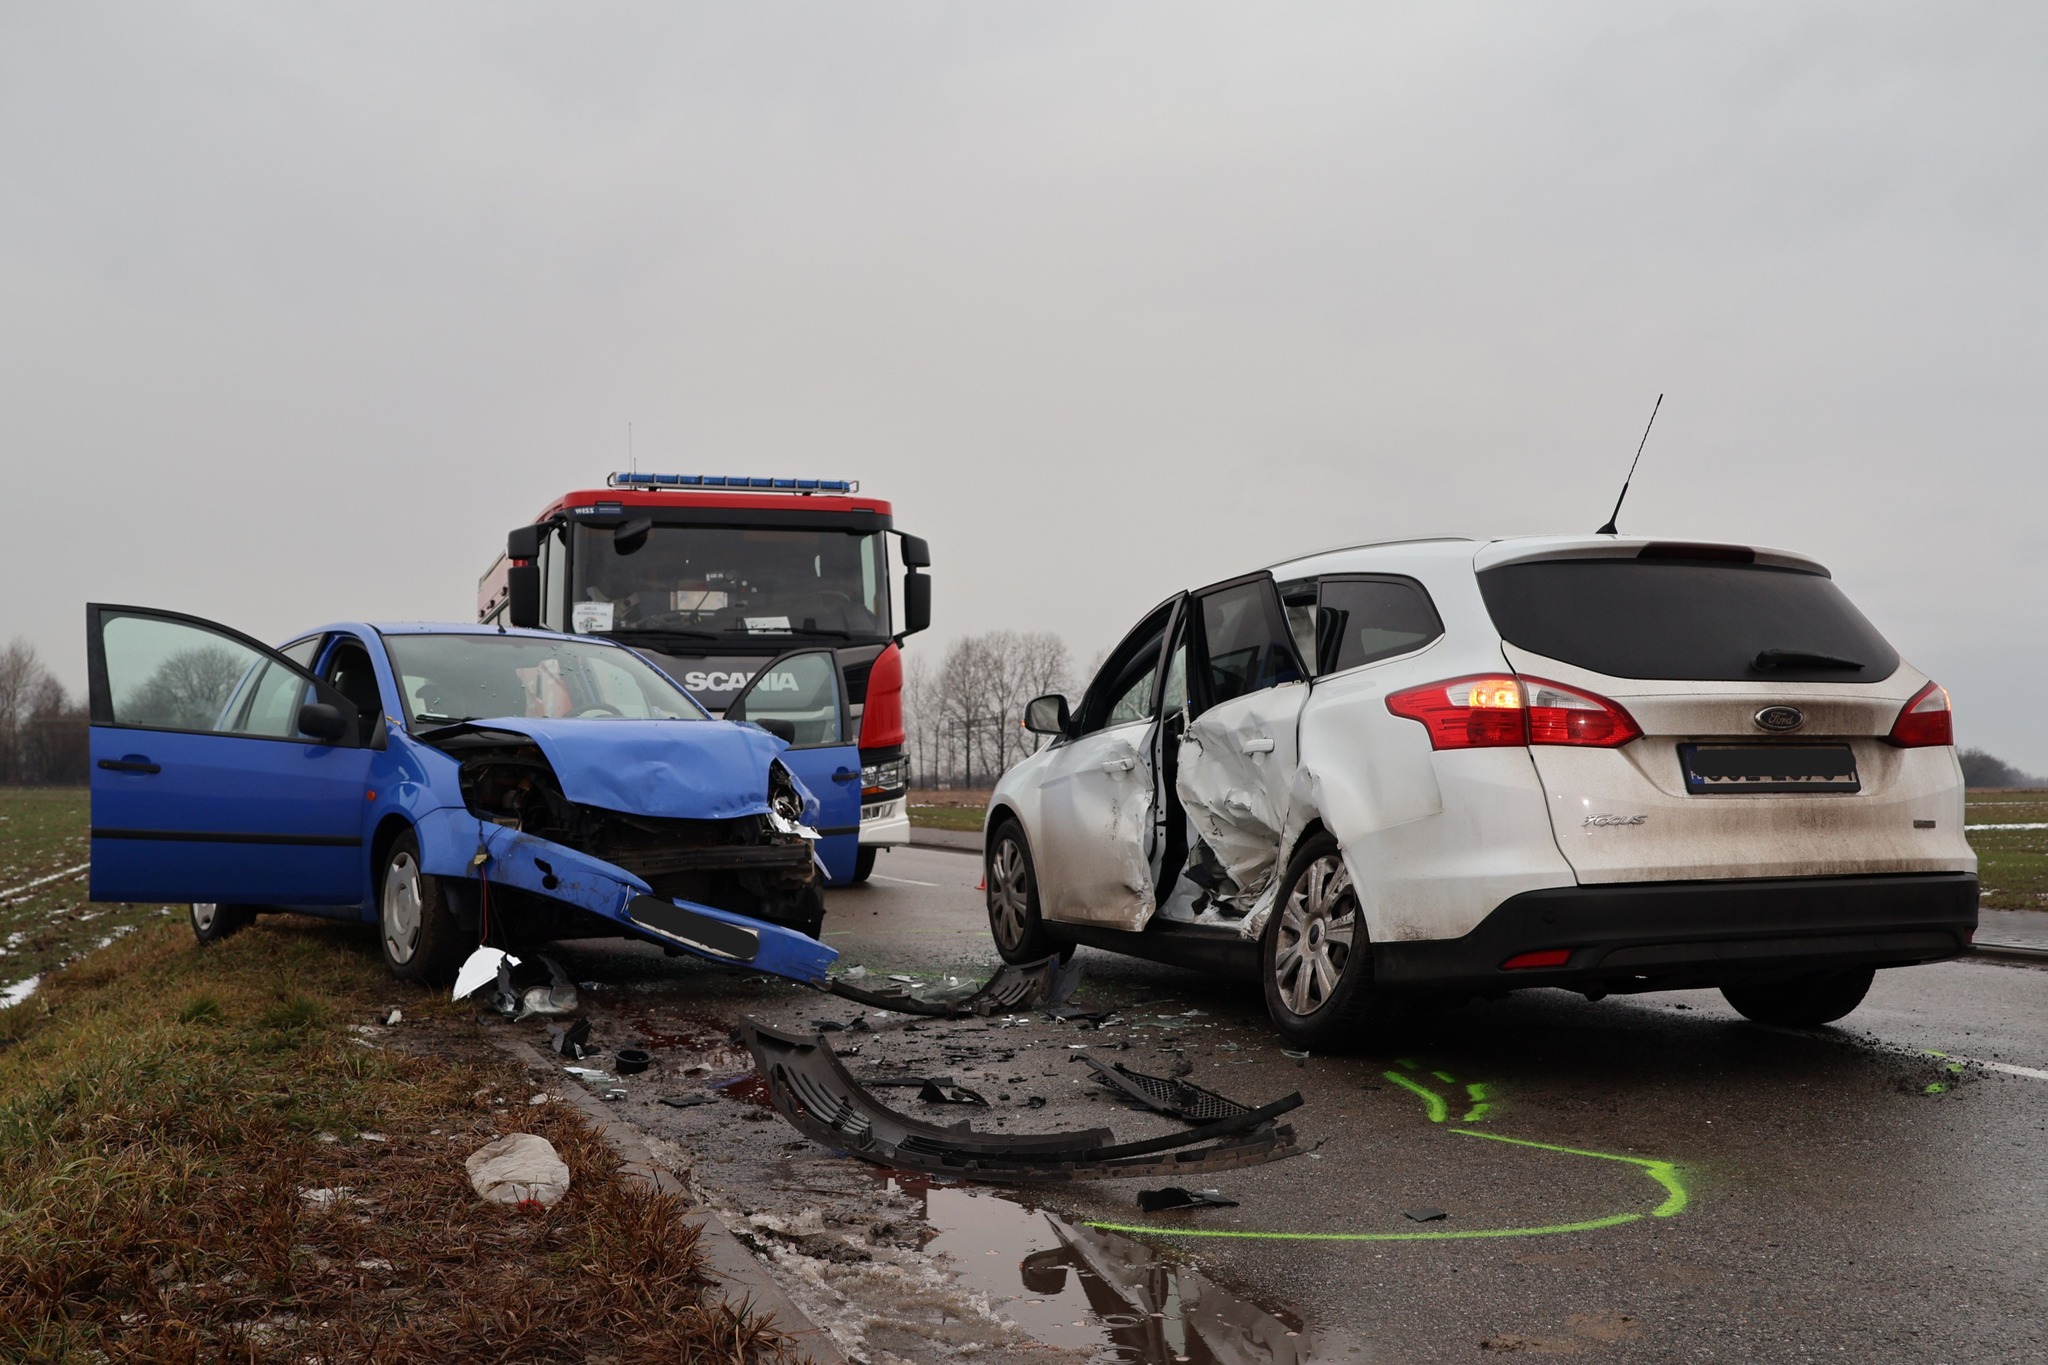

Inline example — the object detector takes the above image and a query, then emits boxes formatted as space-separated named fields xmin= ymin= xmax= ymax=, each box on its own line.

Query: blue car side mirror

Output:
xmin=298 ymin=702 xmax=349 ymax=743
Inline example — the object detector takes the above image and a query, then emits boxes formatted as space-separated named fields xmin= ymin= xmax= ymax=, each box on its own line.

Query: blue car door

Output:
xmin=727 ymin=649 xmax=860 ymax=883
xmin=87 ymin=605 xmax=375 ymax=906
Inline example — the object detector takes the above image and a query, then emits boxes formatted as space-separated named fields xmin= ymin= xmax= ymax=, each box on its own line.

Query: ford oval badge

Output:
xmin=1755 ymin=705 xmax=1804 ymax=733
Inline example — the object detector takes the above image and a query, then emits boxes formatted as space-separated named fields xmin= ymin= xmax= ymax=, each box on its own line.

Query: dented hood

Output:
xmin=420 ymin=717 xmax=803 ymax=821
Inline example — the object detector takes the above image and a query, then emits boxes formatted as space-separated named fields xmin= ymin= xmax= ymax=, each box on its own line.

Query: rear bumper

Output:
xmin=1374 ymin=872 xmax=1979 ymax=996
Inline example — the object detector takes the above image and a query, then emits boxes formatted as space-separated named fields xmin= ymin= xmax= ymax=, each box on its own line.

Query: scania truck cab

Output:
xmin=479 ymin=473 xmax=930 ymax=883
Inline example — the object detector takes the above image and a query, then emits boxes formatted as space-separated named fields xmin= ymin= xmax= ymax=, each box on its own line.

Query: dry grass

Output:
xmin=0 ymin=912 xmax=802 ymax=1363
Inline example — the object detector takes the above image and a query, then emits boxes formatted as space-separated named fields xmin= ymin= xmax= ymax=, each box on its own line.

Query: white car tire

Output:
xmin=1261 ymin=832 xmax=1380 ymax=1050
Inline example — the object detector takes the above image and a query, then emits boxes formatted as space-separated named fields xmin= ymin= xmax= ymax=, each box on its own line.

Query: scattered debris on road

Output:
xmin=824 ymin=953 xmax=1080 ymax=1017
xmin=1136 ymin=1186 xmax=1240 ymax=1211
xmin=737 ymin=1019 xmax=1304 ymax=1182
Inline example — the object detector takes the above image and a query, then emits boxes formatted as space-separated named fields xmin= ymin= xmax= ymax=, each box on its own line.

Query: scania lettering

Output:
xmin=479 ymin=473 xmax=931 ymax=884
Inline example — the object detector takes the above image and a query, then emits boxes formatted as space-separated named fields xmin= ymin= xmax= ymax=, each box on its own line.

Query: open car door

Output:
xmin=727 ymin=649 xmax=860 ymax=883
xmin=1169 ymin=572 xmax=1312 ymax=910
xmin=87 ymin=604 xmax=375 ymax=906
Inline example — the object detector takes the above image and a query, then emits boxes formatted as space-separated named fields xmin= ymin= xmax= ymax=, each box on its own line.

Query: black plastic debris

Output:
xmin=1078 ymin=1055 xmax=1275 ymax=1124
xmin=613 ymin=1047 xmax=652 ymax=1075
xmin=1403 ymin=1207 xmax=1447 ymax=1223
xmin=823 ymin=954 xmax=1082 ymax=1018
xmin=737 ymin=1020 xmax=1302 ymax=1183
xmin=918 ymin=1080 xmax=989 ymax=1107
xmin=657 ymin=1093 xmax=716 ymax=1109
xmin=1045 ymin=1002 xmax=1117 ymax=1023
xmin=547 ymin=1018 xmax=593 ymax=1059
xmin=1137 ymin=1186 xmax=1240 ymax=1212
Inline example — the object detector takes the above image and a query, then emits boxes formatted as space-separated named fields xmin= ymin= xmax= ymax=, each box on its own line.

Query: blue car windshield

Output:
xmin=382 ymin=633 xmax=705 ymax=727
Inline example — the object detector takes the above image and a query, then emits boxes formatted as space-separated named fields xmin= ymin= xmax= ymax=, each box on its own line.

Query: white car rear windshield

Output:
xmin=1477 ymin=558 xmax=1900 ymax=683
xmin=383 ymin=634 xmax=705 ymax=726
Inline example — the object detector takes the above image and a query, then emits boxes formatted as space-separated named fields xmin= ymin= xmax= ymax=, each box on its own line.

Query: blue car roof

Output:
xmin=296 ymin=621 xmax=604 ymax=643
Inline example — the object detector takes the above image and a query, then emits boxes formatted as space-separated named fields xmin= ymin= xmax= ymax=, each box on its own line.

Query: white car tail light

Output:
xmin=1386 ymin=675 xmax=1641 ymax=751
xmin=1885 ymin=681 xmax=1953 ymax=748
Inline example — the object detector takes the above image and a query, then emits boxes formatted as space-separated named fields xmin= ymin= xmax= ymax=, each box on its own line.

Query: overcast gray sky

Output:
xmin=4 ymin=3 xmax=2044 ymax=768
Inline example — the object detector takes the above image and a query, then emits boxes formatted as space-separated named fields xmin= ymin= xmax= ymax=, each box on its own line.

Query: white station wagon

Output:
xmin=983 ymin=535 xmax=1978 ymax=1047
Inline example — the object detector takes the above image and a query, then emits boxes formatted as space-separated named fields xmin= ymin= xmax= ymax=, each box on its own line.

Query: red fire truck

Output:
xmin=479 ymin=474 xmax=930 ymax=884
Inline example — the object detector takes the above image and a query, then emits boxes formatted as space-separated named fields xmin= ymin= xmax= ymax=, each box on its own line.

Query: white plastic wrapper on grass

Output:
xmin=466 ymin=1133 xmax=572 ymax=1207
xmin=451 ymin=946 xmax=518 ymax=1002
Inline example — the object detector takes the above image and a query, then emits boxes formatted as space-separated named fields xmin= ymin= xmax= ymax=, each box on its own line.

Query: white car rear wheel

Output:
xmin=1261 ymin=833 xmax=1379 ymax=1050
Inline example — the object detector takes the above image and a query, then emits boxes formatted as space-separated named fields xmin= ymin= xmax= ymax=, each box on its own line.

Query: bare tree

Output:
xmin=0 ymin=637 xmax=87 ymax=785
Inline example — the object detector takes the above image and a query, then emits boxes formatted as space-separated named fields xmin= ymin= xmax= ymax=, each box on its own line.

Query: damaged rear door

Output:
xmin=727 ymin=648 xmax=860 ymax=883
xmin=86 ymin=604 xmax=374 ymax=905
xmin=1169 ymin=573 xmax=1311 ymax=915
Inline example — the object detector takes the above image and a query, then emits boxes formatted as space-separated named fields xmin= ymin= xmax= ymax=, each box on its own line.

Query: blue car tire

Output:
xmin=379 ymin=830 xmax=465 ymax=984
xmin=190 ymin=901 xmax=254 ymax=944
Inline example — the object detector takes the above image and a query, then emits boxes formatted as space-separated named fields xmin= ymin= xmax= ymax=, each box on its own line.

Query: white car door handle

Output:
xmin=1241 ymin=736 xmax=1275 ymax=754
xmin=1101 ymin=757 xmax=1136 ymax=772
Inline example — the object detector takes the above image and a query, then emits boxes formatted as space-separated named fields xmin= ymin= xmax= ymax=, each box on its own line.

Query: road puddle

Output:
xmin=901 ymin=1179 xmax=1373 ymax=1362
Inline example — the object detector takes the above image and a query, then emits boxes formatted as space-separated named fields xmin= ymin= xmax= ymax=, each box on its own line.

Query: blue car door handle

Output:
xmin=98 ymin=757 xmax=161 ymax=775
xmin=832 ymin=768 xmax=859 ymax=783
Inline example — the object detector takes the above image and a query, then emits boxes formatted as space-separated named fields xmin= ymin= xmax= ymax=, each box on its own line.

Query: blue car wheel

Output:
xmin=190 ymin=901 xmax=253 ymax=945
xmin=379 ymin=831 xmax=464 ymax=983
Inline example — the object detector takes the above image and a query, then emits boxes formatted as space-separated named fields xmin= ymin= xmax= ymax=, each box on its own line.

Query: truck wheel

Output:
xmin=986 ymin=820 xmax=1059 ymax=963
xmin=1261 ymin=833 xmax=1379 ymax=1051
xmin=1720 ymin=968 xmax=1875 ymax=1028
xmin=190 ymin=902 xmax=254 ymax=944
xmin=379 ymin=831 xmax=464 ymax=983
xmin=850 ymin=846 xmax=878 ymax=884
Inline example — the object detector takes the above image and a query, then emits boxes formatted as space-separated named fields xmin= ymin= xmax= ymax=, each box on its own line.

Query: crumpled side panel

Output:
xmin=1173 ymin=686 xmax=1307 ymax=915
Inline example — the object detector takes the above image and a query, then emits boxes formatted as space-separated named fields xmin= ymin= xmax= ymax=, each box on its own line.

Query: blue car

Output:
xmin=86 ymin=605 xmax=865 ymax=984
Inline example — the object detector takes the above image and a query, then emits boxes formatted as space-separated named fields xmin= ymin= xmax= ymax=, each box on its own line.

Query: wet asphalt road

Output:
xmin=544 ymin=845 xmax=2048 ymax=1363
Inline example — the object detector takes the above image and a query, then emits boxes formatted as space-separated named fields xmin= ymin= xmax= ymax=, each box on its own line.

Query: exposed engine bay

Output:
xmin=425 ymin=727 xmax=824 ymax=937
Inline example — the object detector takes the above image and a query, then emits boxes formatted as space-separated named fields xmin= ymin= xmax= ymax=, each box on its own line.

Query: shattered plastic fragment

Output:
xmin=452 ymin=947 xmax=515 ymax=1003
xmin=1403 ymin=1208 xmax=1447 ymax=1223
xmin=917 ymin=1080 xmax=990 ymax=1106
xmin=826 ymin=955 xmax=1076 ymax=1018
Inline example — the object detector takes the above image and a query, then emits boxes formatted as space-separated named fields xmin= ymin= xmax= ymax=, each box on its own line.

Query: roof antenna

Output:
xmin=1597 ymin=393 xmax=1663 ymax=535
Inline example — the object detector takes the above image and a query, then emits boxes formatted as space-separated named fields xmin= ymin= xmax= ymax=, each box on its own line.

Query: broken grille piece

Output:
xmin=737 ymin=1020 xmax=1303 ymax=1183
xmin=1077 ymin=1055 xmax=1289 ymax=1125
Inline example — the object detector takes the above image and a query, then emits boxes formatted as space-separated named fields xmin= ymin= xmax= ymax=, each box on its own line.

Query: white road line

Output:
xmin=1965 ymin=822 xmax=2048 ymax=831
xmin=0 ymin=861 xmax=90 ymax=904
xmin=868 ymin=874 xmax=943 ymax=888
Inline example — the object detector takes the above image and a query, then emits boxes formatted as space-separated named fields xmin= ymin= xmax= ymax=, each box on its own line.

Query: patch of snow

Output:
xmin=0 ymin=975 xmax=40 ymax=1009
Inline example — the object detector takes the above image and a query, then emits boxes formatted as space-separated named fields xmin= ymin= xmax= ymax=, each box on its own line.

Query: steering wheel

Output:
xmin=575 ymin=704 xmax=625 ymax=718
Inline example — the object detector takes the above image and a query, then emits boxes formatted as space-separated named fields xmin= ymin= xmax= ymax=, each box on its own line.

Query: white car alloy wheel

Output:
xmin=988 ymin=837 xmax=1033 ymax=954
xmin=1273 ymin=851 xmax=1358 ymax=1017
xmin=382 ymin=850 xmax=425 ymax=965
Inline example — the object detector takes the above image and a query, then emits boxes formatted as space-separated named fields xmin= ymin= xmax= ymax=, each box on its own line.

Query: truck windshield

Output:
xmin=382 ymin=633 xmax=706 ymax=726
xmin=569 ymin=525 xmax=890 ymax=643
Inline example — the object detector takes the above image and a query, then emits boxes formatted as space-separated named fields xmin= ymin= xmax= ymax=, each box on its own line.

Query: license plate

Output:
xmin=1679 ymin=744 xmax=1860 ymax=795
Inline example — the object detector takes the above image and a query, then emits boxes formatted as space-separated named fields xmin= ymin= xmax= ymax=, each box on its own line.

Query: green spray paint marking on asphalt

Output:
xmin=1089 ymin=1064 xmax=1690 ymax=1244
xmin=1450 ymin=1129 xmax=1689 ymax=1218
xmin=1384 ymin=1070 xmax=1448 ymax=1122
xmin=1086 ymin=1130 xmax=1688 ymax=1242
xmin=1462 ymin=1082 xmax=1492 ymax=1123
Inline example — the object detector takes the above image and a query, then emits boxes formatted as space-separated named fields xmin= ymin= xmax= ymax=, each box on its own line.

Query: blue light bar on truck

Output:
xmin=607 ymin=472 xmax=859 ymax=493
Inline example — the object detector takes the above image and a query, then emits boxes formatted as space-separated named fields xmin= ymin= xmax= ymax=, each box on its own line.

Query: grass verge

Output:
xmin=0 ymin=899 xmax=799 ymax=1361
xmin=1966 ymin=790 xmax=2048 ymax=910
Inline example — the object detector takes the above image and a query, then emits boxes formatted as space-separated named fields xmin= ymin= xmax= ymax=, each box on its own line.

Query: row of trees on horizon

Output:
xmin=0 ymin=640 xmax=88 ymax=786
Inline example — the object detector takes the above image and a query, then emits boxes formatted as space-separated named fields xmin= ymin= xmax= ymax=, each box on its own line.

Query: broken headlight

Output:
xmin=768 ymin=761 xmax=807 ymax=827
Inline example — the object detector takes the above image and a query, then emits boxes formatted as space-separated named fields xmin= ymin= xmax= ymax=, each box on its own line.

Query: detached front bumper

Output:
xmin=412 ymin=807 xmax=838 ymax=985
xmin=1373 ymin=872 xmax=1979 ymax=997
